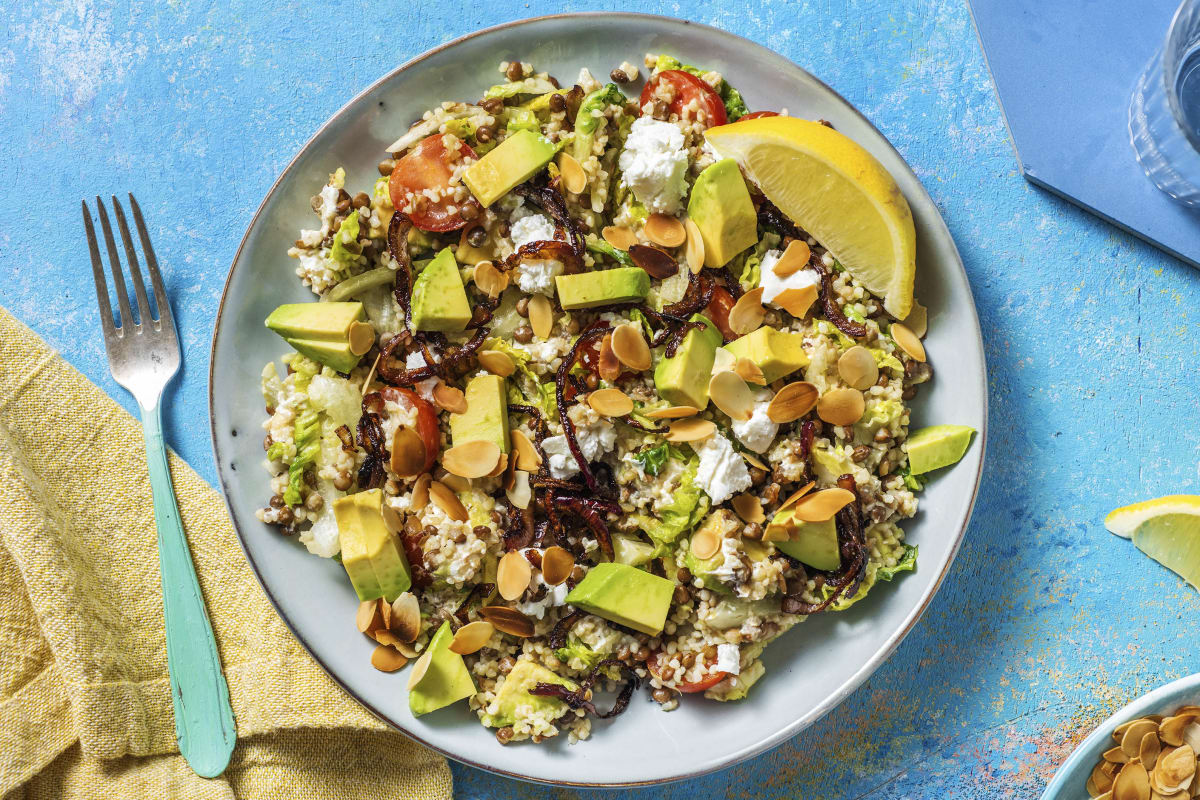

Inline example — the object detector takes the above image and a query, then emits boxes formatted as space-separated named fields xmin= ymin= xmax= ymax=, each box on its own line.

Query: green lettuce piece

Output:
xmin=653 ymin=55 xmax=748 ymax=121
xmin=633 ymin=444 xmax=672 ymax=477
xmin=878 ymin=544 xmax=918 ymax=582
xmin=829 ymin=544 xmax=918 ymax=611
xmin=635 ymin=456 xmax=709 ymax=545
xmin=572 ymin=83 xmax=627 ymax=163
xmin=555 ymin=636 xmax=603 ymax=670
xmin=261 ymin=362 xmax=282 ymax=409
xmin=484 ymin=76 xmax=559 ymax=99
xmin=284 ymin=409 xmax=321 ymax=506
xmin=737 ymin=232 xmax=780 ymax=289
xmin=442 ymin=118 xmax=475 ymax=140
xmin=871 ymin=347 xmax=905 ymax=375
xmin=329 ymin=210 xmax=360 ymax=265
xmin=284 ymin=353 xmax=320 ymax=392
xmin=484 ymin=338 xmax=558 ymax=417
xmin=503 ymin=107 xmax=540 ymax=135
xmin=585 ymin=237 xmax=634 ymax=267
xmin=899 ymin=466 xmax=925 ymax=492
xmin=372 ymin=175 xmax=390 ymax=204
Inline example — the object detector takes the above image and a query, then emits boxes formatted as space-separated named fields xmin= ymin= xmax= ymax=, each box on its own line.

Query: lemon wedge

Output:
xmin=1105 ymin=495 xmax=1200 ymax=589
xmin=704 ymin=117 xmax=917 ymax=319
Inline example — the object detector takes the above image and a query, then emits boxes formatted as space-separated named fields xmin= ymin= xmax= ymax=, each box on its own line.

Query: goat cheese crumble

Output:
xmin=758 ymin=249 xmax=821 ymax=306
xmin=692 ymin=433 xmax=752 ymax=505
xmin=617 ymin=117 xmax=689 ymax=214
xmin=510 ymin=212 xmax=563 ymax=296
xmin=731 ymin=389 xmax=780 ymax=453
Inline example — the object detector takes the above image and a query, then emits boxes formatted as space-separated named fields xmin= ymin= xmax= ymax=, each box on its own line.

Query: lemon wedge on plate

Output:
xmin=1105 ymin=495 xmax=1200 ymax=589
xmin=704 ymin=116 xmax=917 ymax=319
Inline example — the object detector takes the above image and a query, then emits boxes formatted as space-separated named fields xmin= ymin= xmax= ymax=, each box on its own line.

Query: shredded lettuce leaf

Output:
xmin=284 ymin=409 xmax=321 ymax=506
xmin=485 ymin=338 xmax=558 ymax=417
xmin=829 ymin=544 xmax=917 ymax=611
xmin=633 ymin=444 xmax=671 ymax=477
xmin=635 ymin=456 xmax=709 ymax=545
xmin=572 ymin=83 xmax=627 ymax=163
xmin=585 ymin=237 xmax=634 ymax=267
xmin=737 ymin=232 xmax=780 ymax=289
xmin=261 ymin=362 xmax=283 ymax=409
xmin=329 ymin=210 xmax=360 ymax=265
xmin=484 ymin=76 xmax=559 ymax=99
xmin=653 ymin=55 xmax=748 ymax=121
xmin=899 ymin=466 xmax=925 ymax=492
xmin=555 ymin=636 xmax=603 ymax=670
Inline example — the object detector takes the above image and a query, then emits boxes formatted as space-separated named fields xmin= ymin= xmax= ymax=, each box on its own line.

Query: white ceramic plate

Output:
xmin=210 ymin=13 xmax=987 ymax=786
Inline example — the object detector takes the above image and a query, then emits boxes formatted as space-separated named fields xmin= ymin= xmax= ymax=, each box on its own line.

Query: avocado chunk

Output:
xmin=266 ymin=301 xmax=369 ymax=373
xmin=612 ymin=533 xmax=656 ymax=567
xmin=772 ymin=510 xmax=840 ymax=571
xmin=683 ymin=510 xmax=740 ymax=594
xmin=906 ymin=424 xmax=975 ymax=475
xmin=411 ymin=248 xmax=471 ymax=332
xmin=687 ymin=158 xmax=758 ymax=268
xmin=565 ymin=562 xmax=675 ymax=635
xmin=449 ymin=374 xmax=510 ymax=453
xmin=723 ymin=326 xmax=809 ymax=384
xmin=653 ymin=313 xmax=721 ymax=409
xmin=333 ymin=489 xmax=413 ymax=602
xmin=463 ymin=129 xmax=557 ymax=208
xmin=554 ymin=267 xmax=650 ymax=310
xmin=482 ymin=659 xmax=577 ymax=728
xmin=409 ymin=620 xmax=477 ymax=716
xmin=705 ymin=597 xmax=781 ymax=629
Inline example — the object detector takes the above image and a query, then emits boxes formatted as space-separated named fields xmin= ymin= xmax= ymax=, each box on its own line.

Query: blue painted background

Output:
xmin=3 ymin=1 xmax=1199 ymax=797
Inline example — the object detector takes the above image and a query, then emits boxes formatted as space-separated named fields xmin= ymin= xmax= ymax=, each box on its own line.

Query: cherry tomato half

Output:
xmin=379 ymin=386 xmax=440 ymax=473
xmin=639 ymin=70 xmax=727 ymax=127
xmin=388 ymin=134 xmax=478 ymax=233
xmin=739 ymin=111 xmax=780 ymax=120
xmin=647 ymin=652 xmax=730 ymax=693
xmin=704 ymin=287 xmax=737 ymax=342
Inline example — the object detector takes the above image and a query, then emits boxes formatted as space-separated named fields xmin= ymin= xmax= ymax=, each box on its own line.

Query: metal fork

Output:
xmin=83 ymin=195 xmax=236 ymax=778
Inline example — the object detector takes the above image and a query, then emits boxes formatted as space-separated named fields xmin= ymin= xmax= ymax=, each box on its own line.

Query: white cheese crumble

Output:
xmin=730 ymin=389 xmax=779 ymax=454
xmin=516 ymin=574 xmax=570 ymax=620
xmin=758 ymin=249 xmax=821 ymax=307
xmin=404 ymin=351 xmax=439 ymax=403
xmin=542 ymin=435 xmax=579 ymax=479
xmin=510 ymin=212 xmax=556 ymax=249
xmin=509 ymin=212 xmax=564 ymax=296
xmin=541 ymin=405 xmax=617 ymax=479
xmin=692 ymin=433 xmax=752 ymax=505
xmin=709 ymin=532 xmax=743 ymax=583
xmin=715 ymin=643 xmax=741 ymax=676
xmin=617 ymin=117 xmax=689 ymax=214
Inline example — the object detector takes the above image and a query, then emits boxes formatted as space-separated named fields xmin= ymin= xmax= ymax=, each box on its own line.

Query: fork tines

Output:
xmin=82 ymin=194 xmax=174 ymax=338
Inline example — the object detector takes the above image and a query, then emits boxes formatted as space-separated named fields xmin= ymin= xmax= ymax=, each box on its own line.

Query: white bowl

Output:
xmin=209 ymin=13 xmax=987 ymax=786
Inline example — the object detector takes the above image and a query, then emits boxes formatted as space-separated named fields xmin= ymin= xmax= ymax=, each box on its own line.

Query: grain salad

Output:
xmin=254 ymin=52 xmax=974 ymax=745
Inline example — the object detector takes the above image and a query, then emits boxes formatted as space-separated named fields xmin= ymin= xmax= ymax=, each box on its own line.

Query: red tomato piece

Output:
xmin=639 ymin=70 xmax=728 ymax=127
xmin=647 ymin=652 xmax=730 ymax=693
xmin=704 ymin=287 xmax=737 ymax=342
xmin=739 ymin=111 xmax=779 ymax=120
xmin=388 ymin=134 xmax=477 ymax=233
xmin=378 ymin=386 xmax=440 ymax=473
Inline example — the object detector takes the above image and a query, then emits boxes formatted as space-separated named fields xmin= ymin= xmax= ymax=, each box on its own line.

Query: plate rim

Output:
xmin=208 ymin=11 xmax=989 ymax=787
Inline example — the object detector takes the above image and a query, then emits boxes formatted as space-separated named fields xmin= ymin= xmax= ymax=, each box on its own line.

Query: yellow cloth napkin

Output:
xmin=0 ymin=308 xmax=452 ymax=799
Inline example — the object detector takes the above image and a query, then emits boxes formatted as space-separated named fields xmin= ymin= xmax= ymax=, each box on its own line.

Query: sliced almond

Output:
xmin=766 ymin=381 xmax=819 ymax=423
xmin=666 ymin=417 xmax=716 ymax=442
xmin=433 ymin=381 xmax=468 ymax=414
xmin=791 ymin=487 xmax=856 ymax=523
xmin=1123 ymin=720 xmax=1159 ymax=759
xmin=645 ymin=405 xmax=699 ymax=419
xmin=731 ymin=493 xmax=765 ymax=524
xmin=378 ymin=596 xmax=392 ymax=629
xmin=838 ymin=345 xmax=880 ymax=391
xmin=728 ymin=288 xmax=766 ymax=335
xmin=529 ymin=293 xmax=554 ymax=339
xmin=477 ymin=349 xmax=516 ymax=377
xmin=778 ymin=481 xmax=817 ymax=512
xmin=407 ymin=649 xmax=432 ymax=689
xmin=1159 ymin=745 xmax=1196 ymax=789
xmin=390 ymin=592 xmax=421 ymax=642
xmin=497 ymin=550 xmax=533 ymax=601
xmin=1113 ymin=761 xmax=1150 ymax=800
xmin=438 ymin=471 xmax=471 ymax=493
xmin=1095 ymin=761 xmax=1117 ymax=793
xmin=428 ymin=479 xmax=468 ymax=522
xmin=347 ymin=320 xmax=376 ymax=356
xmin=511 ymin=429 xmax=542 ymax=471
xmin=734 ymin=357 xmax=766 ymax=386
xmin=742 ymin=451 xmax=768 ymax=470
xmin=541 ymin=545 xmax=575 ymax=586
xmin=441 ymin=440 xmax=502 ymax=479
xmin=645 ymin=213 xmax=686 ymax=248
xmin=1086 ymin=775 xmax=1100 ymax=798
xmin=506 ymin=469 xmax=532 ymax=510
xmin=598 ymin=332 xmax=621 ymax=382
xmin=708 ymin=370 xmax=754 ymax=422
xmin=761 ymin=521 xmax=793 ymax=542
xmin=411 ymin=473 xmax=432 ymax=511
xmin=904 ymin=301 xmax=928 ymax=338
xmin=396 ymin=640 xmax=421 ymax=659
xmin=772 ymin=239 xmax=812 ymax=278
xmin=1162 ymin=716 xmax=1197 ymax=747
xmin=1140 ymin=732 xmax=1162 ymax=774
xmin=558 ymin=151 xmax=587 ymax=195
xmin=588 ymin=387 xmax=634 ymax=417
xmin=449 ymin=620 xmax=495 ymax=655
xmin=711 ymin=347 xmax=736 ymax=375
xmin=371 ymin=644 xmax=408 ymax=672
xmin=611 ymin=323 xmax=651 ymax=371
xmin=774 ymin=286 xmax=818 ymax=318
xmin=473 ymin=261 xmax=509 ymax=298
xmin=357 ymin=599 xmax=383 ymax=633
xmin=817 ymin=387 xmax=866 ymax=426
xmin=690 ymin=528 xmax=720 ymax=560
xmin=1103 ymin=746 xmax=1131 ymax=764
xmin=1180 ymin=722 xmax=1200 ymax=754
xmin=602 ymin=225 xmax=638 ymax=251
xmin=381 ymin=502 xmax=404 ymax=534
xmin=486 ymin=450 xmax=510 ymax=479
xmin=685 ymin=218 xmax=705 ymax=274
xmin=478 ymin=605 xmax=535 ymax=637
xmin=390 ymin=426 xmax=427 ymax=478
xmin=891 ymin=322 xmax=926 ymax=363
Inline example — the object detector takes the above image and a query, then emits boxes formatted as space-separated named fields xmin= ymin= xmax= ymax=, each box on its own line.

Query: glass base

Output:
xmin=1130 ymin=50 xmax=1200 ymax=207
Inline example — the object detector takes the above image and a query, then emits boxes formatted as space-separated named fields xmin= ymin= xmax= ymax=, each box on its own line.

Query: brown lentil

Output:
xmin=377 ymin=158 xmax=395 ymax=176
xmin=513 ymin=325 xmax=533 ymax=344
xmin=851 ymin=445 xmax=872 ymax=463
xmin=515 ymin=296 xmax=530 ymax=316
xmin=496 ymin=726 xmax=514 ymax=744
xmin=505 ymin=61 xmax=523 ymax=81
xmin=652 ymin=687 xmax=673 ymax=703
xmin=351 ymin=192 xmax=370 ymax=209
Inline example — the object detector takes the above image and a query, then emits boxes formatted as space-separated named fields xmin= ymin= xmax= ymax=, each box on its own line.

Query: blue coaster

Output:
xmin=969 ymin=0 xmax=1200 ymax=268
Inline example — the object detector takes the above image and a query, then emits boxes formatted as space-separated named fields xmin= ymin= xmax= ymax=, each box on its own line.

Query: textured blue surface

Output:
xmin=3 ymin=1 xmax=1200 ymax=798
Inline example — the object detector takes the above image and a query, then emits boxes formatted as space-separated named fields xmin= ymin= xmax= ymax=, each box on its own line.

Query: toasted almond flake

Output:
xmin=690 ymin=528 xmax=720 ymax=560
xmin=734 ymin=357 xmax=767 ymax=385
xmin=442 ymin=440 xmax=502 ymax=479
xmin=685 ymin=218 xmax=705 ymax=274
xmin=767 ymin=381 xmax=819 ymax=423
xmin=477 ymin=349 xmax=516 ymax=377
xmin=645 ymin=213 xmax=686 ymax=248
xmin=1181 ymin=722 xmax=1200 ymax=754
xmin=728 ymin=289 xmax=766 ymax=335
xmin=541 ymin=545 xmax=575 ymax=586
xmin=1114 ymin=761 xmax=1150 ymax=800
xmin=438 ymin=471 xmax=471 ymax=493
xmin=762 ymin=522 xmax=792 ymax=542
xmin=1162 ymin=716 xmax=1198 ymax=747
xmin=502 ymin=448 xmax=517 ymax=491
xmin=711 ymin=347 xmax=736 ymax=375
xmin=1103 ymin=746 xmax=1131 ymax=764
xmin=433 ymin=381 xmax=468 ymax=414
xmin=558 ymin=151 xmax=587 ymax=194
xmin=407 ymin=649 xmax=432 ymax=689
xmin=742 ymin=451 xmax=768 ymax=470
xmin=891 ymin=322 xmax=927 ymax=363
xmin=588 ymin=387 xmax=634 ymax=417
xmin=374 ymin=629 xmax=401 ymax=647
xmin=645 ymin=405 xmax=699 ymax=419
xmin=772 ymin=239 xmax=812 ymax=277
xmin=817 ymin=387 xmax=866 ymax=426
xmin=390 ymin=592 xmax=421 ymax=642
xmin=347 ymin=320 xmax=376 ymax=356
xmin=904 ymin=301 xmax=928 ymax=338
xmin=611 ymin=323 xmax=651 ymax=371
xmin=396 ymin=640 xmax=420 ymax=659
xmin=449 ymin=620 xmax=495 ymax=655
xmin=1095 ymin=762 xmax=1117 ymax=793
xmin=529 ymin=293 xmax=554 ymax=339
xmin=1159 ymin=744 xmax=1196 ymax=789
xmin=1115 ymin=720 xmax=1142 ymax=740
xmin=478 ymin=605 xmax=535 ymax=637
xmin=838 ymin=345 xmax=880 ymax=391
xmin=511 ymin=429 xmax=542 ymax=471
xmin=666 ymin=417 xmax=717 ymax=442
xmin=473 ymin=261 xmax=509 ymax=298
xmin=378 ymin=596 xmax=392 ymax=629
xmin=1087 ymin=775 xmax=1100 ymax=798
xmin=602 ymin=225 xmax=638 ymax=251
xmin=381 ymin=502 xmax=404 ymax=534
xmin=598 ymin=332 xmax=621 ymax=382
xmin=411 ymin=473 xmax=432 ymax=511
xmin=775 ymin=285 xmax=819 ymax=318
xmin=778 ymin=481 xmax=817 ymax=511
xmin=1125 ymin=721 xmax=1161 ymax=757
xmin=356 ymin=599 xmax=382 ymax=633
xmin=791 ymin=487 xmax=856 ymax=522
xmin=506 ymin=469 xmax=532 ymax=509
xmin=390 ymin=426 xmax=427 ymax=478
xmin=486 ymin=450 xmax=510 ymax=479
xmin=709 ymin=370 xmax=754 ymax=421
xmin=1141 ymin=732 xmax=1162 ymax=773
xmin=497 ymin=550 xmax=533 ymax=601
xmin=371 ymin=644 xmax=408 ymax=672
xmin=731 ymin=493 xmax=765 ymax=524
xmin=428 ymin=479 xmax=468 ymax=522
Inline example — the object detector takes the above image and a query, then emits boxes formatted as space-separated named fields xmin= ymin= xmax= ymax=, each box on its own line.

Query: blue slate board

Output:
xmin=969 ymin=0 xmax=1200 ymax=269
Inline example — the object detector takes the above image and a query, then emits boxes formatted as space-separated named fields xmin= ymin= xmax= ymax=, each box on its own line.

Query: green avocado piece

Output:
xmin=565 ymin=562 xmax=675 ymax=635
xmin=411 ymin=248 xmax=471 ymax=332
xmin=705 ymin=597 xmax=781 ymax=629
xmin=266 ymin=300 xmax=365 ymax=340
xmin=681 ymin=511 xmax=738 ymax=595
xmin=482 ymin=659 xmax=577 ymax=728
xmin=611 ymin=533 xmax=656 ymax=567
xmin=722 ymin=326 xmax=809 ymax=384
xmin=449 ymin=374 xmax=510 ymax=453
xmin=283 ymin=337 xmax=360 ymax=374
xmin=653 ymin=313 xmax=721 ymax=409
xmin=554 ymin=267 xmax=650 ymax=309
xmin=772 ymin=510 xmax=840 ymax=571
xmin=463 ymin=129 xmax=557 ymax=208
xmin=906 ymin=424 xmax=976 ymax=475
xmin=334 ymin=489 xmax=412 ymax=602
xmin=687 ymin=158 xmax=758 ymax=268
xmin=409 ymin=620 xmax=477 ymax=716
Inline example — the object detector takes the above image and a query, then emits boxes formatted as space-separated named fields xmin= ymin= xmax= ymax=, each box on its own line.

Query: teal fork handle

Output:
xmin=143 ymin=403 xmax=236 ymax=777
